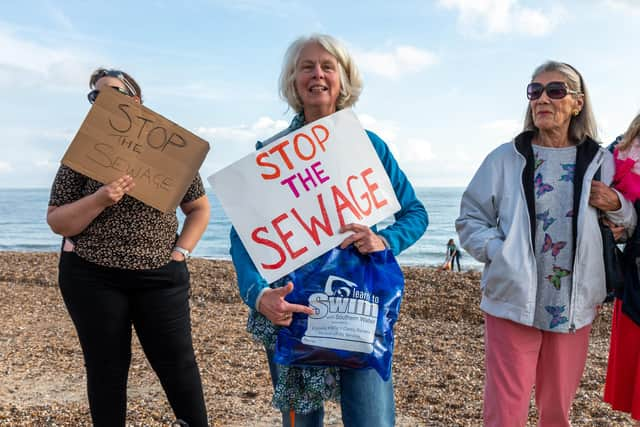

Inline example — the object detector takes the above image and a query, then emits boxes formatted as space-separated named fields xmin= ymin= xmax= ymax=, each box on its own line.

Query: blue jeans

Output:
xmin=266 ymin=348 xmax=395 ymax=427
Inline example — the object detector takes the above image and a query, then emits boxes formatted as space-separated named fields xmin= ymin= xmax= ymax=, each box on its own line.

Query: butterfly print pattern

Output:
xmin=534 ymin=173 xmax=554 ymax=198
xmin=546 ymin=265 xmax=571 ymax=290
xmin=534 ymin=152 xmax=545 ymax=171
xmin=536 ymin=210 xmax=556 ymax=232
xmin=542 ymin=233 xmax=566 ymax=259
xmin=545 ymin=305 xmax=569 ymax=329
xmin=560 ymin=163 xmax=575 ymax=182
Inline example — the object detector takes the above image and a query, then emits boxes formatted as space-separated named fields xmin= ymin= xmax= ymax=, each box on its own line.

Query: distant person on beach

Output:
xmin=456 ymin=61 xmax=636 ymax=427
xmin=604 ymin=112 xmax=640 ymax=424
xmin=445 ymin=238 xmax=461 ymax=271
xmin=229 ymin=34 xmax=428 ymax=427
xmin=46 ymin=68 xmax=210 ymax=427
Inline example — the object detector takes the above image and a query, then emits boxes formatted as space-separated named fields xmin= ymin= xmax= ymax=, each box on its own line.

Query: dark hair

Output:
xmin=89 ymin=68 xmax=142 ymax=103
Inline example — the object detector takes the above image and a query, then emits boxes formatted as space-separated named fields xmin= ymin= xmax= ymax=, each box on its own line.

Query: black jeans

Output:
xmin=58 ymin=252 xmax=208 ymax=427
xmin=452 ymin=252 xmax=461 ymax=271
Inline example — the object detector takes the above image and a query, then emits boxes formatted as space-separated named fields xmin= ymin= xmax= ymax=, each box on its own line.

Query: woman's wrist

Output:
xmin=171 ymin=246 xmax=190 ymax=261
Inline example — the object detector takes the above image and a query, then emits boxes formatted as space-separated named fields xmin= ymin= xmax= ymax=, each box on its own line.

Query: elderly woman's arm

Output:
xmin=455 ymin=153 xmax=504 ymax=264
xmin=172 ymin=195 xmax=210 ymax=260
xmin=590 ymin=155 xmax=637 ymax=238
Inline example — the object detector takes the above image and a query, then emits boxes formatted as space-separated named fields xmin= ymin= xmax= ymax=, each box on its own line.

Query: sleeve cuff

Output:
xmin=254 ymin=287 xmax=269 ymax=311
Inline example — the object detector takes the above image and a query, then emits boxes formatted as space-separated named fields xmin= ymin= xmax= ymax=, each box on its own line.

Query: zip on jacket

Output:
xmin=515 ymin=132 xmax=604 ymax=331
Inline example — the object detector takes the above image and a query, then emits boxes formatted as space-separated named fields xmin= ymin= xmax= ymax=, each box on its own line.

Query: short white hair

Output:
xmin=279 ymin=34 xmax=363 ymax=113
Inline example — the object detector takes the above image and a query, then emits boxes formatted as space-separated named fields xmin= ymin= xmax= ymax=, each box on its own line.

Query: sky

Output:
xmin=1 ymin=0 xmax=639 ymax=189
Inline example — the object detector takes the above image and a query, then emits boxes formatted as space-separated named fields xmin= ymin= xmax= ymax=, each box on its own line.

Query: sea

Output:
xmin=0 ymin=187 xmax=482 ymax=270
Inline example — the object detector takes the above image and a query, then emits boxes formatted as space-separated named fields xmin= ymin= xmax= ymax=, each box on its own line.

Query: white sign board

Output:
xmin=208 ymin=109 xmax=400 ymax=283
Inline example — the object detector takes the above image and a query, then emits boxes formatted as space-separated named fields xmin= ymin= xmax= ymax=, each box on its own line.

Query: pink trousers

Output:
xmin=483 ymin=313 xmax=591 ymax=427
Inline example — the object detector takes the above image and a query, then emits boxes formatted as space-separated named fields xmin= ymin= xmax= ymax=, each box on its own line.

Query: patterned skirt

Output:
xmin=246 ymin=270 xmax=340 ymax=414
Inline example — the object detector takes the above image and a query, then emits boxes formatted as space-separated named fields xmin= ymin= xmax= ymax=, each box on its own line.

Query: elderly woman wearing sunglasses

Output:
xmin=456 ymin=61 xmax=636 ymax=427
xmin=46 ymin=68 xmax=210 ymax=427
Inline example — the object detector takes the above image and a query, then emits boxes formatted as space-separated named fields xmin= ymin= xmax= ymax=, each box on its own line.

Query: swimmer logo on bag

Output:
xmin=274 ymin=246 xmax=404 ymax=380
xmin=304 ymin=275 xmax=379 ymax=353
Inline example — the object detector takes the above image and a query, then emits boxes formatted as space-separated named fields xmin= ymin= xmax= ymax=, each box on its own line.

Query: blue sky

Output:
xmin=1 ymin=0 xmax=639 ymax=188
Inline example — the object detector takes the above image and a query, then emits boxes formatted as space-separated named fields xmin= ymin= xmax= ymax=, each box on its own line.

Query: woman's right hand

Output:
xmin=258 ymin=282 xmax=315 ymax=326
xmin=95 ymin=175 xmax=135 ymax=207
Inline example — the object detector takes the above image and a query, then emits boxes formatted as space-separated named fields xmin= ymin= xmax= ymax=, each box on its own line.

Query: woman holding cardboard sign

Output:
xmin=47 ymin=68 xmax=210 ymax=427
xmin=229 ymin=35 xmax=428 ymax=426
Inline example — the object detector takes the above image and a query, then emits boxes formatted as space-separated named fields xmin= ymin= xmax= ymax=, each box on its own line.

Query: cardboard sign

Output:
xmin=208 ymin=109 xmax=401 ymax=283
xmin=62 ymin=88 xmax=210 ymax=213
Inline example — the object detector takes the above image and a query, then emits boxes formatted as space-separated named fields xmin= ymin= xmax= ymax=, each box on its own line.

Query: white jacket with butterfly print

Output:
xmin=456 ymin=134 xmax=636 ymax=331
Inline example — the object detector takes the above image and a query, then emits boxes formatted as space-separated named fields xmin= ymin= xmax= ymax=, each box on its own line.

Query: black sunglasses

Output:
xmin=87 ymin=86 xmax=131 ymax=104
xmin=527 ymin=81 xmax=581 ymax=101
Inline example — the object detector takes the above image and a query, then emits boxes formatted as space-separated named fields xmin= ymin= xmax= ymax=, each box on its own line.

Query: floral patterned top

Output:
xmin=48 ymin=165 xmax=205 ymax=270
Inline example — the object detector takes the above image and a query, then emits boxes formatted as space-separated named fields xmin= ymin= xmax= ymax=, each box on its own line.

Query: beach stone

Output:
xmin=0 ymin=252 xmax=633 ymax=426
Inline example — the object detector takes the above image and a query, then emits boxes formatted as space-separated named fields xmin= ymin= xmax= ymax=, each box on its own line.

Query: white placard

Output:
xmin=208 ymin=109 xmax=400 ymax=283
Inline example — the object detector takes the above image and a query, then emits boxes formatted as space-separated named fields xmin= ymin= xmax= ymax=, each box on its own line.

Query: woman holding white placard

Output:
xmin=229 ymin=34 xmax=428 ymax=427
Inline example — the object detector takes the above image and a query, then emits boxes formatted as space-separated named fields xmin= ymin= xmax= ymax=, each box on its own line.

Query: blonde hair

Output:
xmin=618 ymin=113 xmax=640 ymax=152
xmin=279 ymin=34 xmax=362 ymax=113
xmin=523 ymin=61 xmax=597 ymax=142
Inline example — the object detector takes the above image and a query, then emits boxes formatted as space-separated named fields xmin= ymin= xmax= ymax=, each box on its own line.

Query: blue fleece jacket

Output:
xmin=230 ymin=129 xmax=428 ymax=309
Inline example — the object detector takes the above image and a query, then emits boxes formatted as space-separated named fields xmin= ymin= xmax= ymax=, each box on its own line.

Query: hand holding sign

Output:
xmin=62 ymin=87 xmax=210 ymax=213
xmin=209 ymin=109 xmax=401 ymax=283
xmin=94 ymin=175 xmax=136 ymax=207
xmin=339 ymin=223 xmax=386 ymax=254
xmin=258 ymin=282 xmax=315 ymax=326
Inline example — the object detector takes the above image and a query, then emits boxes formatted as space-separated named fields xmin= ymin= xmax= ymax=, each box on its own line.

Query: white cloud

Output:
xmin=0 ymin=27 xmax=97 ymax=89
xmin=45 ymin=2 xmax=74 ymax=31
xmin=357 ymin=113 xmax=435 ymax=164
xmin=356 ymin=45 xmax=438 ymax=79
xmin=197 ymin=116 xmax=290 ymax=176
xmin=357 ymin=113 xmax=399 ymax=143
xmin=0 ymin=127 xmax=75 ymax=186
xmin=212 ymin=0 xmax=312 ymax=17
xmin=34 ymin=159 xmax=60 ymax=170
xmin=197 ymin=116 xmax=288 ymax=143
xmin=403 ymin=138 xmax=435 ymax=162
xmin=438 ymin=0 xmax=563 ymax=37
xmin=515 ymin=8 xmax=554 ymax=36
xmin=0 ymin=161 xmax=13 ymax=173
xmin=606 ymin=0 xmax=640 ymax=14
xmin=482 ymin=119 xmax=521 ymax=136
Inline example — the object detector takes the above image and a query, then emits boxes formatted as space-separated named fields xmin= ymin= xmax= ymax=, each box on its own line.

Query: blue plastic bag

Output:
xmin=274 ymin=246 xmax=404 ymax=380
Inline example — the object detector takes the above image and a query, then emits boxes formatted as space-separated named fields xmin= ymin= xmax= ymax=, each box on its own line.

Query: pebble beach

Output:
xmin=0 ymin=251 xmax=634 ymax=426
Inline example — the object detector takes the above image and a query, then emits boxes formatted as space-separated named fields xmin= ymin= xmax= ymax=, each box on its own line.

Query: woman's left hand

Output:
xmin=339 ymin=223 xmax=386 ymax=254
xmin=602 ymin=217 xmax=626 ymax=241
xmin=590 ymin=181 xmax=622 ymax=212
